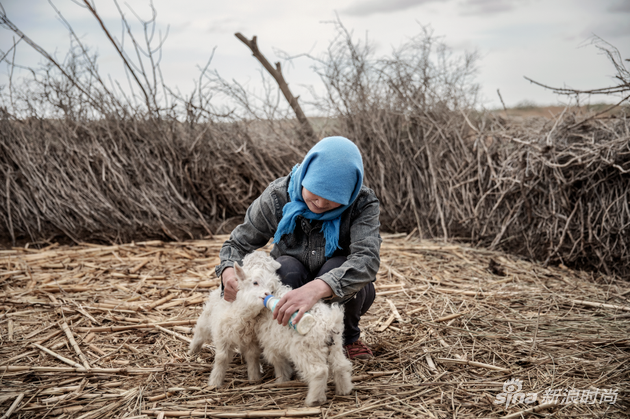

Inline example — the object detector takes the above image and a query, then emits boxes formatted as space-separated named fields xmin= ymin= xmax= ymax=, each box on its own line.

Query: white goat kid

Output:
xmin=188 ymin=251 xmax=278 ymax=387
xmin=254 ymin=262 xmax=353 ymax=406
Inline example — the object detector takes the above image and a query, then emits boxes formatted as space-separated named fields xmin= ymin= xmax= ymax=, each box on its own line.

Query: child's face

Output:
xmin=302 ymin=188 xmax=342 ymax=214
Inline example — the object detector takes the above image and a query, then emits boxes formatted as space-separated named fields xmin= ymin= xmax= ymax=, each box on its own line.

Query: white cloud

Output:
xmin=458 ymin=0 xmax=523 ymax=15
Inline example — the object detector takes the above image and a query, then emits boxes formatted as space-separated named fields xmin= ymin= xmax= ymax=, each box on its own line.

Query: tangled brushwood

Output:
xmin=0 ymin=116 xmax=302 ymax=243
xmin=344 ymin=110 xmax=630 ymax=279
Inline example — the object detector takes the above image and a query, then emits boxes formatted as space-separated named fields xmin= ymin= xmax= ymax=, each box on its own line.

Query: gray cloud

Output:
xmin=458 ymin=0 xmax=523 ymax=16
xmin=342 ymin=0 xmax=527 ymax=17
xmin=342 ymin=0 xmax=438 ymax=17
xmin=584 ymin=21 xmax=630 ymax=38
xmin=206 ymin=18 xmax=237 ymax=34
xmin=608 ymin=0 xmax=630 ymax=13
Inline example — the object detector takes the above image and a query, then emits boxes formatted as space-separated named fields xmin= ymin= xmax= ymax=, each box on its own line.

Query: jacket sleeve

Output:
xmin=215 ymin=182 xmax=281 ymax=279
xmin=317 ymin=190 xmax=382 ymax=303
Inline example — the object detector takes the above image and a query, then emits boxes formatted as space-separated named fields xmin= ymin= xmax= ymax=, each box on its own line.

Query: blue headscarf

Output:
xmin=272 ymin=136 xmax=364 ymax=258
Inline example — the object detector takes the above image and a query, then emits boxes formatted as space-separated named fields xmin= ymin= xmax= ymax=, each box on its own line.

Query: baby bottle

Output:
xmin=263 ymin=295 xmax=315 ymax=335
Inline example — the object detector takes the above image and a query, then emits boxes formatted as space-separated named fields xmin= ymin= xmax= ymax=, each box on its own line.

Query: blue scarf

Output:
xmin=272 ymin=137 xmax=364 ymax=258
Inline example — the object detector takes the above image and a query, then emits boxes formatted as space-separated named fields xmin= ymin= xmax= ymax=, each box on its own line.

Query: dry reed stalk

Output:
xmin=375 ymin=313 xmax=397 ymax=332
xmin=32 ymin=342 xmax=84 ymax=369
xmin=435 ymin=358 xmax=510 ymax=372
xmin=569 ymin=299 xmax=630 ymax=312
xmin=141 ymin=407 xmax=321 ymax=417
xmin=0 ymin=366 xmax=163 ymax=374
xmin=385 ymin=299 xmax=404 ymax=323
xmin=154 ymin=325 xmax=193 ymax=345
xmin=61 ymin=321 xmax=91 ymax=369
xmin=500 ymin=402 xmax=557 ymax=418
xmin=76 ymin=320 xmax=197 ymax=333
xmin=0 ymin=393 xmax=24 ymax=419
xmin=434 ymin=313 xmax=464 ymax=323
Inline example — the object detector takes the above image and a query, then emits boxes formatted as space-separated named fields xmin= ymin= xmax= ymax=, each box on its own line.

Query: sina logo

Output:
xmin=494 ymin=379 xmax=537 ymax=408
xmin=504 ymin=378 xmax=522 ymax=394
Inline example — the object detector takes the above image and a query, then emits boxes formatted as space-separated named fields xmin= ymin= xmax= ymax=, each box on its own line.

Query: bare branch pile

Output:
xmin=0 ymin=116 xmax=303 ymax=244
xmin=347 ymin=110 xmax=630 ymax=278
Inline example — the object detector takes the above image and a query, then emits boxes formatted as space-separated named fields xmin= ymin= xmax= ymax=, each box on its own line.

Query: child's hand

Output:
xmin=222 ymin=267 xmax=239 ymax=302
xmin=273 ymin=279 xmax=332 ymax=326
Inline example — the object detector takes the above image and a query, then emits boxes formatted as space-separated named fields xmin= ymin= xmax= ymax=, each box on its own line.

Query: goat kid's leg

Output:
xmin=264 ymin=350 xmax=293 ymax=383
xmin=188 ymin=307 xmax=212 ymax=355
xmin=208 ymin=346 xmax=234 ymax=387
xmin=188 ymin=325 xmax=208 ymax=355
xmin=302 ymin=364 xmax=329 ymax=407
xmin=329 ymin=344 xmax=353 ymax=395
xmin=240 ymin=343 xmax=262 ymax=382
xmin=294 ymin=348 xmax=329 ymax=406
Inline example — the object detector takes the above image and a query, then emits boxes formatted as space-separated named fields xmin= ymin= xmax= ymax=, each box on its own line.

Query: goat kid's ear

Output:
xmin=269 ymin=259 xmax=281 ymax=272
xmin=233 ymin=263 xmax=246 ymax=282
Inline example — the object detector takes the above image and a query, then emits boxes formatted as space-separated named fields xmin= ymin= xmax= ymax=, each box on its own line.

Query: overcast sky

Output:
xmin=1 ymin=0 xmax=629 ymax=112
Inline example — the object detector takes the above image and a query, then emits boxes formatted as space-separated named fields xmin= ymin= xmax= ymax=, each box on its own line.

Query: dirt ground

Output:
xmin=1 ymin=234 xmax=628 ymax=418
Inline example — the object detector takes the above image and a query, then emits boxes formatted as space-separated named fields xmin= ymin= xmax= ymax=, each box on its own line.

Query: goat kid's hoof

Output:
xmin=207 ymin=377 xmax=224 ymax=388
xmin=335 ymin=385 xmax=353 ymax=396
xmin=247 ymin=372 xmax=262 ymax=382
xmin=305 ymin=397 xmax=327 ymax=407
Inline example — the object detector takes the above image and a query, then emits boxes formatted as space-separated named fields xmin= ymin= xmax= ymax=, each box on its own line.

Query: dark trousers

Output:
xmin=275 ymin=255 xmax=375 ymax=346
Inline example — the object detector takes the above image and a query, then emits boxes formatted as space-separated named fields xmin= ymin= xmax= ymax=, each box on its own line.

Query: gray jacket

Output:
xmin=216 ymin=175 xmax=381 ymax=303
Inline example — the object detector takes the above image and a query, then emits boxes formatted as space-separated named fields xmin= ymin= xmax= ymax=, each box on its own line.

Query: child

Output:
xmin=216 ymin=136 xmax=381 ymax=359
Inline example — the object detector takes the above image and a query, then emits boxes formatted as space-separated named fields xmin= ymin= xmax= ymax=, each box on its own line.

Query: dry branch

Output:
xmin=235 ymin=32 xmax=315 ymax=139
xmin=0 ymin=12 xmax=102 ymax=111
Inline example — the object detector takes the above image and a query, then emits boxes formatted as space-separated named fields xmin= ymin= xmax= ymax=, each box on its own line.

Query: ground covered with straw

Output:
xmin=1 ymin=235 xmax=628 ymax=418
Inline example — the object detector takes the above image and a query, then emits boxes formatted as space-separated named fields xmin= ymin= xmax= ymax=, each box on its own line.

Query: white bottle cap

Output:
xmin=296 ymin=314 xmax=315 ymax=335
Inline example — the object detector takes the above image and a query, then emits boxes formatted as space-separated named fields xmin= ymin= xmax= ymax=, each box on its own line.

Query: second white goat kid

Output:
xmin=254 ymin=257 xmax=354 ymax=406
xmin=188 ymin=251 xmax=279 ymax=387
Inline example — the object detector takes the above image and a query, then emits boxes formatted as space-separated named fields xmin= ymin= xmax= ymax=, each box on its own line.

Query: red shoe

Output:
xmin=344 ymin=339 xmax=373 ymax=360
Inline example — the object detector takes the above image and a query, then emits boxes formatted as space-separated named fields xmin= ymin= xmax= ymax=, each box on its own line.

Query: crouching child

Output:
xmin=219 ymin=136 xmax=381 ymax=360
